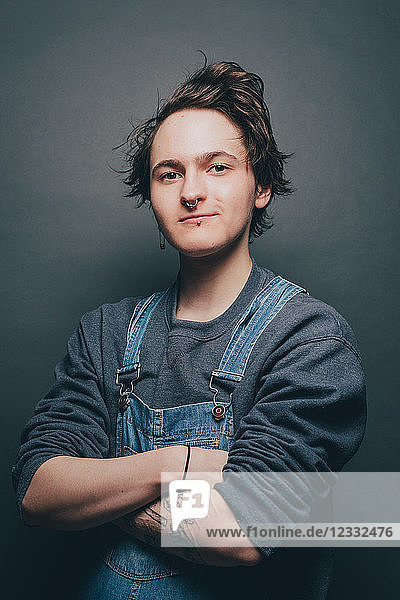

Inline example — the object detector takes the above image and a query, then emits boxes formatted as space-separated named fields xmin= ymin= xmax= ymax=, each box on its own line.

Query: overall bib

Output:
xmin=82 ymin=276 xmax=306 ymax=600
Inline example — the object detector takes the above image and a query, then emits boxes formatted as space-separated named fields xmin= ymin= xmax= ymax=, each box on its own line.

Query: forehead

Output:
xmin=150 ymin=109 xmax=246 ymax=164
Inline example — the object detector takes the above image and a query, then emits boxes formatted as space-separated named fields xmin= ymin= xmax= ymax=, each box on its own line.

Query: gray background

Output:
xmin=1 ymin=0 xmax=399 ymax=597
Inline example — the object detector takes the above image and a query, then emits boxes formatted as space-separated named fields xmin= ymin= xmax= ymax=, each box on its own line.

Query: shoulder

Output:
xmin=257 ymin=266 xmax=362 ymax=361
xmin=77 ymin=296 xmax=141 ymax=333
xmin=285 ymin=291 xmax=358 ymax=343
xmin=77 ymin=289 xmax=169 ymax=342
xmin=63 ymin=295 xmax=156 ymax=370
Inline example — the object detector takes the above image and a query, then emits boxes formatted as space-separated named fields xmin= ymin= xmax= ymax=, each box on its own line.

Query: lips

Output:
xmin=179 ymin=213 xmax=218 ymax=222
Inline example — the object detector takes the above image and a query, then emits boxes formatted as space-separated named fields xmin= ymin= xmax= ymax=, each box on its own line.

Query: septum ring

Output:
xmin=183 ymin=198 xmax=200 ymax=209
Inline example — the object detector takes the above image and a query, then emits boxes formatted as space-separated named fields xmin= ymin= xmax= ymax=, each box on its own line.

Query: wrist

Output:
xmin=185 ymin=447 xmax=228 ymax=478
xmin=157 ymin=445 xmax=187 ymax=483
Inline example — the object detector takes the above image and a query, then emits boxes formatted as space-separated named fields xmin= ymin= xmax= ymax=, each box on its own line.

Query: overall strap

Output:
xmin=116 ymin=290 xmax=167 ymax=411
xmin=209 ymin=276 xmax=307 ymax=420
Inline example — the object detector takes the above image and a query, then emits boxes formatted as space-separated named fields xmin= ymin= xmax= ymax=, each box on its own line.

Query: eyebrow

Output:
xmin=151 ymin=151 xmax=238 ymax=178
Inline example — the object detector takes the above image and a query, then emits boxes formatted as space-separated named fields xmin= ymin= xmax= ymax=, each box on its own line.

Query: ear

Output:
xmin=255 ymin=185 xmax=271 ymax=209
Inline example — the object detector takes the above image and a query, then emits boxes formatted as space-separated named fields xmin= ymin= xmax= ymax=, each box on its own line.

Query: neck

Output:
xmin=176 ymin=244 xmax=253 ymax=322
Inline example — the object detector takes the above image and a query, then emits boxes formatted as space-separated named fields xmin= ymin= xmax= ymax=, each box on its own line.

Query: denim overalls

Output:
xmin=83 ymin=276 xmax=306 ymax=600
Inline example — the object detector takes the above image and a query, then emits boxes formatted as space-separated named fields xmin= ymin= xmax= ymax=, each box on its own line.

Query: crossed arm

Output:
xmin=22 ymin=446 xmax=262 ymax=566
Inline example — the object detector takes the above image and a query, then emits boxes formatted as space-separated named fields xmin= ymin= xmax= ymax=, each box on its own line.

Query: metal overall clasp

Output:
xmin=209 ymin=370 xmax=235 ymax=421
xmin=115 ymin=364 xmax=141 ymax=413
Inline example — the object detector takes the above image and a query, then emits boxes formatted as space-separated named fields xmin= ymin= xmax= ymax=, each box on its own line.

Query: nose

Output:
xmin=180 ymin=170 xmax=206 ymax=209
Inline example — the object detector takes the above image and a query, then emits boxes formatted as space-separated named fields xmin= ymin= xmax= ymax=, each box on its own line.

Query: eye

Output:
xmin=160 ymin=171 xmax=181 ymax=181
xmin=209 ymin=164 xmax=229 ymax=174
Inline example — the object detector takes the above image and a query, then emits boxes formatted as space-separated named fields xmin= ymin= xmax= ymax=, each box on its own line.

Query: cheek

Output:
xmin=228 ymin=187 xmax=256 ymax=218
xmin=150 ymin=190 xmax=170 ymax=221
xmin=149 ymin=199 xmax=166 ymax=228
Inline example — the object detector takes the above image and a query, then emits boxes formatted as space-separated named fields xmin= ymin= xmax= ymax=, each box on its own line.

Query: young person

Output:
xmin=13 ymin=61 xmax=366 ymax=599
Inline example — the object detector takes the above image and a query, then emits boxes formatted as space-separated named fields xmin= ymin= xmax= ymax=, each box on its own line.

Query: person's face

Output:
xmin=149 ymin=108 xmax=270 ymax=258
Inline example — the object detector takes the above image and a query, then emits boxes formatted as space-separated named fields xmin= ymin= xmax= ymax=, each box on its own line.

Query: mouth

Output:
xmin=179 ymin=213 xmax=218 ymax=223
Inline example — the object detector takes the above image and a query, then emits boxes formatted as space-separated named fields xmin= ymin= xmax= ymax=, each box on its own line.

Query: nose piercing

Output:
xmin=183 ymin=198 xmax=199 ymax=209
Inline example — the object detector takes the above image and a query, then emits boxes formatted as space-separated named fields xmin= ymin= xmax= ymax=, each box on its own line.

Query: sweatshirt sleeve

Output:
xmin=11 ymin=308 xmax=111 ymax=520
xmin=213 ymin=334 xmax=366 ymax=557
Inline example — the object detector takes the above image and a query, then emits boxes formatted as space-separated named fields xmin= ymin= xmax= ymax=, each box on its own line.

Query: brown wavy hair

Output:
xmin=120 ymin=60 xmax=293 ymax=240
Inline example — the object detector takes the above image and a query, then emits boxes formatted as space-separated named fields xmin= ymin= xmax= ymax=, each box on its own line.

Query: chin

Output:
xmin=177 ymin=240 xmax=239 ymax=260
xmin=168 ymin=228 xmax=248 ymax=258
xmin=178 ymin=246 xmax=220 ymax=258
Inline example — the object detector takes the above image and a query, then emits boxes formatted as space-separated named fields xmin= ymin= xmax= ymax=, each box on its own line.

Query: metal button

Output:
xmin=212 ymin=404 xmax=225 ymax=421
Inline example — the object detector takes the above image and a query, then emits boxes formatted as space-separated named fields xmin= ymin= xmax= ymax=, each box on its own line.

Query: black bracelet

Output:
xmin=182 ymin=445 xmax=191 ymax=480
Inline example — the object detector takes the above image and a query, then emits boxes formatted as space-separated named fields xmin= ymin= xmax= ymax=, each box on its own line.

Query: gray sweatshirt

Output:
xmin=12 ymin=259 xmax=366 ymax=598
